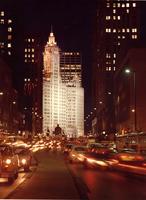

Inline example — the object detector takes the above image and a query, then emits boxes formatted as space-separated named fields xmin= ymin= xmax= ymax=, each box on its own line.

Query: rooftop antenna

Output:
xmin=51 ymin=25 xmax=53 ymax=33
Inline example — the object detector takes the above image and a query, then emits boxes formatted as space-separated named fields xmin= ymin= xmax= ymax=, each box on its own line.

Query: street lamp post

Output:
xmin=125 ymin=69 xmax=136 ymax=132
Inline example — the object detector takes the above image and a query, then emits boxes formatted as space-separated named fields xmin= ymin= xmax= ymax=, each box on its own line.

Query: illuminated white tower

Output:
xmin=43 ymin=31 xmax=65 ymax=133
xmin=43 ymin=30 xmax=84 ymax=137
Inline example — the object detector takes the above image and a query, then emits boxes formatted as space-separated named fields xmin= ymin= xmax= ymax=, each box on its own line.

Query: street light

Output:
xmin=125 ymin=68 xmax=136 ymax=132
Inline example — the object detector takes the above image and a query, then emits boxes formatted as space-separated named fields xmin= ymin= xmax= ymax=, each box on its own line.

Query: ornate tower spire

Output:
xmin=48 ymin=26 xmax=57 ymax=46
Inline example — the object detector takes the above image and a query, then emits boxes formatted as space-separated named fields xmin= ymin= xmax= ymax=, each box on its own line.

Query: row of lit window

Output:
xmin=0 ymin=43 xmax=11 ymax=48
xmin=106 ymin=53 xmax=116 ymax=58
xmin=106 ymin=67 xmax=116 ymax=71
xmin=106 ymin=28 xmax=137 ymax=33
xmin=26 ymin=38 xmax=35 ymax=42
xmin=106 ymin=15 xmax=121 ymax=20
xmin=25 ymin=54 xmax=34 ymax=58
xmin=24 ymin=59 xmax=35 ymax=63
xmin=63 ymin=52 xmax=80 ymax=56
xmin=0 ymin=19 xmax=12 ymax=24
xmin=106 ymin=60 xmax=116 ymax=65
xmin=25 ymin=48 xmax=34 ymax=52
xmin=107 ymin=3 xmax=136 ymax=8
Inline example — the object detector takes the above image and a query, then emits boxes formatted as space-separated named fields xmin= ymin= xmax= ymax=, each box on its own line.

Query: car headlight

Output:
xmin=5 ymin=159 xmax=12 ymax=165
xmin=21 ymin=158 xmax=27 ymax=164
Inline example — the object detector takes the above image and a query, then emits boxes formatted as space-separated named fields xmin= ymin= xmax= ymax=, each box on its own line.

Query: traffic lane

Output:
xmin=7 ymin=150 xmax=80 ymax=199
xmin=68 ymin=162 xmax=146 ymax=200
xmin=0 ymin=166 xmax=37 ymax=199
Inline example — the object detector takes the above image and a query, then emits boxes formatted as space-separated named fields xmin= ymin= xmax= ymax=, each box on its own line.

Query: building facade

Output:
xmin=90 ymin=0 xmax=140 ymax=135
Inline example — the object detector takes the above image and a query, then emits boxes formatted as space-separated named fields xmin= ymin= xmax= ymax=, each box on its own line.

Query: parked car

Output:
xmin=68 ymin=145 xmax=87 ymax=163
xmin=0 ymin=144 xmax=19 ymax=183
xmin=14 ymin=146 xmax=33 ymax=172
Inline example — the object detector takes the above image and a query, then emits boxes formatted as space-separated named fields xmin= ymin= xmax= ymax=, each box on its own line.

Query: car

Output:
xmin=14 ymin=146 xmax=33 ymax=172
xmin=115 ymin=151 xmax=145 ymax=165
xmin=68 ymin=145 xmax=87 ymax=163
xmin=82 ymin=152 xmax=109 ymax=170
xmin=0 ymin=144 xmax=19 ymax=183
xmin=87 ymin=143 xmax=104 ymax=152
xmin=63 ymin=143 xmax=74 ymax=155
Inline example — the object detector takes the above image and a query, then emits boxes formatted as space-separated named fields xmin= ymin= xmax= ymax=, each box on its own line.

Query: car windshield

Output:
xmin=14 ymin=147 xmax=30 ymax=155
xmin=0 ymin=145 xmax=13 ymax=156
xmin=74 ymin=147 xmax=86 ymax=151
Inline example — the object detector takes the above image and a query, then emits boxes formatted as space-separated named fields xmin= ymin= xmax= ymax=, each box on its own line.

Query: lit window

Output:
xmin=113 ymin=9 xmax=116 ymax=14
xmin=113 ymin=16 xmax=116 ymax=20
xmin=8 ymin=51 xmax=11 ymax=55
xmin=113 ymin=3 xmax=116 ymax=8
xmin=32 ymin=48 xmax=34 ymax=52
xmin=122 ymin=36 xmax=125 ymax=39
xmin=133 ymin=3 xmax=136 ymax=7
xmin=106 ymin=16 xmax=110 ymax=20
xmin=25 ymin=48 xmax=27 ymax=52
xmin=8 ymin=19 xmax=12 ymax=24
xmin=32 ymin=59 xmax=34 ymax=62
xmin=117 ymin=16 xmax=120 ymax=20
xmin=132 ymin=35 xmax=137 ymax=39
xmin=113 ymin=53 xmax=116 ymax=58
xmin=122 ymin=29 xmax=125 ymax=33
xmin=113 ymin=60 xmax=115 ymax=64
xmin=106 ymin=67 xmax=109 ymax=71
xmin=126 ymin=3 xmax=130 ymax=7
xmin=122 ymin=4 xmax=125 ymax=8
xmin=32 ymin=38 xmax=34 ymax=42
xmin=28 ymin=54 xmax=30 ymax=58
xmin=113 ymin=29 xmax=116 ymax=33
xmin=7 ymin=43 xmax=11 ymax=48
xmin=25 ymin=59 xmax=27 ymax=62
xmin=118 ymin=35 xmax=121 ymax=39
xmin=25 ymin=54 xmax=27 ymax=58
xmin=118 ymin=42 xmax=120 ymax=46
xmin=109 ymin=67 xmax=111 ymax=71
xmin=8 ymin=35 xmax=12 ymax=40
xmin=8 ymin=27 xmax=12 ymax=32
xmin=113 ymin=67 xmax=116 ymax=71
xmin=132 ymin=28 xmax=137 ymax=33
xmin=117 ymin=3 xmax=120 ymax=7
xmin=28 ymin=38 xmax=31 ymax=42
xmin=118 ymin=29 xmax=121 ymax=33
xmin=107 ymin=3 xmax=110 ymax=7
xmin=32 ymin=54 xmax=34 ymax=58
xmin=127 ymin=28 xmax=130 ymax=32
xmin=28 ymin=49 xmax=30 ymax=52
xmin=1 ymin=11 xmax=4 ymax=16
xmin=0 ymin=19 xmax=4 ymax=24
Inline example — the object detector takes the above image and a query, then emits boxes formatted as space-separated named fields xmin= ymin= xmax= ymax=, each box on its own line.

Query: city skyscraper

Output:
xmin=60 ymin=51 xmax=82 ymax=84
xmin=90 ymin=0 xmax=140 ymax=135
xmin=43 ymin=31 xmax=84 ymax=137
xmin=0 ymin=9 xmax=13 ymax=61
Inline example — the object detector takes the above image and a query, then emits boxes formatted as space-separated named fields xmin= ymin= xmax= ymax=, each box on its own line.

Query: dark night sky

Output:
xmin=9 ymin=0 xmax=97 ymax=114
